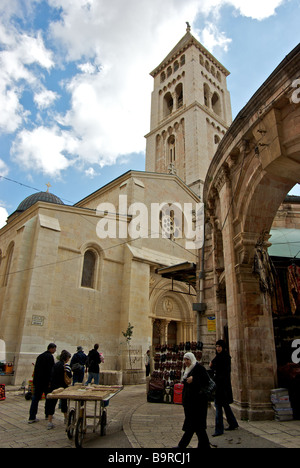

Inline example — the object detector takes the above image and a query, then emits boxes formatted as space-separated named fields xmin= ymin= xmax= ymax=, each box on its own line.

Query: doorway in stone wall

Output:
xmin=168 ymin=321 xmax=178 ymax=345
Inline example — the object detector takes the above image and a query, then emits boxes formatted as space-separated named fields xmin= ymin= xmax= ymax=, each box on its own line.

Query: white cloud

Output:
xmin=11 ymin=126 xmax=77 ymax=176
xmin=0 ymin=159 xmax=9 ymax=177
xmin=200 ymin=23 xmax=232 ymax=53
xmin=85 ymin=167 xmax=100 ymax=179
xmin=228 ymin=0 xmax=286 ymax=20
xmin=34 ymin=89 xmax=59 ymax=109
xmin=0 ymin=18 xmax=54 ymax=134
xmin=0 ymin=207 xmax=8 ymax=228
xmin=0 ymin=0 xmax=287 ymax=177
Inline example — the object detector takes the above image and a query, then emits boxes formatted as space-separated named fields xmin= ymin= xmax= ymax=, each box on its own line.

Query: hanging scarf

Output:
xmin=183 ymin=352 xmax=197 ymax=379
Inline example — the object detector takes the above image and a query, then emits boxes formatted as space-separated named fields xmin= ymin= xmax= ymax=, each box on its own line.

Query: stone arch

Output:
xmin=203 ymin=44 xmax=300 ymax=420
xmin=149 ymin=278 xmax=196 ymax=345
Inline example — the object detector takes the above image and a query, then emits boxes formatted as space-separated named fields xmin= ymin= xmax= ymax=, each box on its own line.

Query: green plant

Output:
xmin=122 ymin=322 xmax=134 ymax=369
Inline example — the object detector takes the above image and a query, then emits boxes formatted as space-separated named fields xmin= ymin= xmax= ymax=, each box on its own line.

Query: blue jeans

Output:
xmin=214 ymin=401 xmax=238 ymax=435
xmin=85 ymin=372 xmax=100 ymax=385
xmin=72 ymin=370 xmax=85 ymax=385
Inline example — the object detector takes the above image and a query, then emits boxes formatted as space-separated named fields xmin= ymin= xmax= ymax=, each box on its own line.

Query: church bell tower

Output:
xmin=145 ymin=25 xmax=232 ymax=199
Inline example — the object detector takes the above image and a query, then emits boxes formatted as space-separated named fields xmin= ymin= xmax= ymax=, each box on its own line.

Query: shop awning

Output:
xmin=269 ymin=228 xmax=300 ymax=259
xmin=157 ymin=262 xmax=197 ymax=287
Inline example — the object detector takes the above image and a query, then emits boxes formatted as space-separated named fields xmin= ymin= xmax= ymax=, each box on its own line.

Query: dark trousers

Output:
xmin=29 ymin=386 xmax=49 ymax=420
xmin=215 ymin=401 xmax=238 ymax=434
xmin=179 ymin=429 xmax=210 ymax=449
xmin=45 ymin=397 xmax=68 ymax=416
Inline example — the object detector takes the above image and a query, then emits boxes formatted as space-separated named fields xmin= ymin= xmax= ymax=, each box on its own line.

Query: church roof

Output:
xmin=150 ymin=29 xmax=230 ymax=78
xmin=16 ymin=191 xmax=64 ymax=213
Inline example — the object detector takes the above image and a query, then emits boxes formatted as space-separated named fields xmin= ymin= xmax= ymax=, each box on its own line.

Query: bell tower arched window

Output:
xmin=164 ymin=92 xmax=174 ymax=118
xmin=212 ymin=92 xmax=221 ymax=116
xmin=168 ymin=135 xmax=176 ymax=163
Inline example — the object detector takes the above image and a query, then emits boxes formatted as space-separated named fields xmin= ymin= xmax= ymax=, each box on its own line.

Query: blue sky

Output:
xmin=0 ymin=0 xmax=299 ymax=227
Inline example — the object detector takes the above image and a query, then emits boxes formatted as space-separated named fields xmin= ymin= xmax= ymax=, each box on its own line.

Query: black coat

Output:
xmin=49 ymin=361 xmax=72 ymax=391
xmin=86 ymin=349 xmax=101 ymax=373
xmin=33 ymin=351 xmax=55 ymax=389
xmin=182 ymin=362 xmax=209 ymax=432
xmin=211 ymin=351 xmax=234 ymax=405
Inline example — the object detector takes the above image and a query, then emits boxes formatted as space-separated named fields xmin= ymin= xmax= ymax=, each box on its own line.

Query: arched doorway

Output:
xmin=150 ymin=278 xmax=196 ymax=347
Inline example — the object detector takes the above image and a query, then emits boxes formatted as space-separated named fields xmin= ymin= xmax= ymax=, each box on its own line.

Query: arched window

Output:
xmin=212 ymin=92 xmax=221 ymax=116
xmin=180 ymin=55 xmax=185 ymax=66
xmin=214 ymin=135 xmax=221 ymax=145
xmin=168 ymin=135 xmax=176 ymax=163
xmin=3 ymin=243 xmax=14 ymax=287
xmin=159 ymin=203 xmax=182 ymax=240
xmin=164 ymin=92 xmax=173 ymax=117
xmin=204 ymin=83 xmax=210 ymax=108
xmin=175 ymin=83 xmax=183 ymax=109
xmin=81 ymin=250 xmax=97 ymax=288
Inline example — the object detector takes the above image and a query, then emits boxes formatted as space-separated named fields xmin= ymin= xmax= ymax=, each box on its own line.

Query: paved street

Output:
xmin=1 ymin=384 xmax=300 ymax=449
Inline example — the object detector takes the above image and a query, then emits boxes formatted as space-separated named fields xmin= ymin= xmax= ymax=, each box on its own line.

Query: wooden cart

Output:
xmin=47 ymin=385 xmax=123 ymax=448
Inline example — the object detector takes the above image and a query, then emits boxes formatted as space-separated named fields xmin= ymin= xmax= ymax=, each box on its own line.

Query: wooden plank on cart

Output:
xmin=47 ymin=385 xmax=123 ymax=401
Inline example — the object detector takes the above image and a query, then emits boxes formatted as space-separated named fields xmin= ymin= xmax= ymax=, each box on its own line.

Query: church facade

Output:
xmin=1 ymin=27 xmax=232 ymax=386
xmin=1 ymin=26 xmax=299 ymax=421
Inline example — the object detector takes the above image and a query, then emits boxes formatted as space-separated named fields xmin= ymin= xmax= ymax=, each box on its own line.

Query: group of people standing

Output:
xmin=28 ymin=343 xmax=103 ymax=429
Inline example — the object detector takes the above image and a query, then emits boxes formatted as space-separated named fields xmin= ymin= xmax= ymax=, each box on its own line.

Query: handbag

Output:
xmin=199 ymin=373 xmax=216 ymax=401
xmin=71 ymin=362 xmax=84 ymax=372
xmin=64 ymin=364 xmax=72 ymax=386
xmin=64 ymin=371 xmax=72 ymax=386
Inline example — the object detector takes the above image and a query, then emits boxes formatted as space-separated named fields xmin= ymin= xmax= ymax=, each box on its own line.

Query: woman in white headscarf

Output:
xmin=176 ymin=352 xmax=210 ymax=449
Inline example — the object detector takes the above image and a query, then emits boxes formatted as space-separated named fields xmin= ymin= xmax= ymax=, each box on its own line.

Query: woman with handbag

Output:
xmin=175 ymin=352 xmax=211 ymax=449
xmin=45 ymin=350 xmax=72 ymax=430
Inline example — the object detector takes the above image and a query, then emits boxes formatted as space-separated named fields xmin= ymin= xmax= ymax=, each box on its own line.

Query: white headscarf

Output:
xmin=183 ymin=352 xmax=197 ymax=379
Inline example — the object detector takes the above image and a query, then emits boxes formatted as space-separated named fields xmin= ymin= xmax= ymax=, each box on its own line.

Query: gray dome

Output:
xmin=17 ymin=191 xmax=64 ymax=212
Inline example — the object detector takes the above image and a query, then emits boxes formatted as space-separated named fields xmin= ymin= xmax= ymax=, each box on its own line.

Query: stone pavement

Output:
xmin=1 ymin=384 xmax=300 ymax=449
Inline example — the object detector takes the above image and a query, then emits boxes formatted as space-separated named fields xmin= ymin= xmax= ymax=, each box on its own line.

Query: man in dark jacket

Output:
xmin=70 ymin=346 xmax=87 ymax=385
xmin=85 ymin=344 xmax=101 ymax=385
xmin=210 ymin=340 xmax=239 ymax=436
xmin=28 ymin=343 xmax=56 ymax=423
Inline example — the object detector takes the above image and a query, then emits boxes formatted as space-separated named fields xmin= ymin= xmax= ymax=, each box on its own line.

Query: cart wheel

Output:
xmin=75 ymin=416 xmax=84 ymax=448
xmin=25 ymin=391 xmax=32 ymax=400
xmin=67 ymin=409 xmax=76 ymax=440
xmin=100 ymin=410 xmax=107 ymax=436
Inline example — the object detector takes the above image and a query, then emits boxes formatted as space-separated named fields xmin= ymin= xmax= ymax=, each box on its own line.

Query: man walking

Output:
xmin=85 ymin=344 xmax=101 ymax=385
xmin=28 ymin=343 xmax=56 ymax=423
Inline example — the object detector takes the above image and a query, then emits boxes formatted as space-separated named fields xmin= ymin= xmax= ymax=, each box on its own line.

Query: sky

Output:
xmin=0 ymin=0 xmax=299 ymax=228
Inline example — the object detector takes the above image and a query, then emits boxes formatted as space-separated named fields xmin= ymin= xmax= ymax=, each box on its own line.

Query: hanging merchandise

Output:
xmin=287 ymin=265 xmax=300 ymax=315
xmin=0 ymin=384 xmax=5 ymax=401
xmin=149 ymin=342 xmax=203 ymax=404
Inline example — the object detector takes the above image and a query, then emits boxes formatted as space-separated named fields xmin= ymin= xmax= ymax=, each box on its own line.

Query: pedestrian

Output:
xmin=70 ymin=346 xmax=87 ymax=385
xmin=45 ymin=350 xmax=72 ymax=430
xmin=209 ymin=339 xmax=239 ymax=437
xmin=145 ymin=350 xmax=151 ymax=377
xmin=176 ymin=352 xmax=211 ymax=449
xmin=85 ymin=344 xmax=101 ymax=385
xmin=28 ymin=343 xmax=57 ymax=424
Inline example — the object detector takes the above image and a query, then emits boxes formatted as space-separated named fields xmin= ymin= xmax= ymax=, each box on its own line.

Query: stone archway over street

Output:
xmin=203 ymin=44 xmax=300 ymax=420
